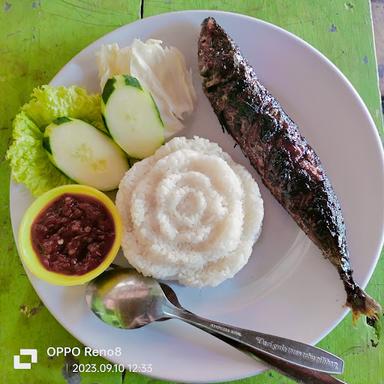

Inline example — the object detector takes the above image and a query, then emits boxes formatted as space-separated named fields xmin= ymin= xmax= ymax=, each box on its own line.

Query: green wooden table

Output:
xmin=0 ymin=1 xmax=383 ymax=383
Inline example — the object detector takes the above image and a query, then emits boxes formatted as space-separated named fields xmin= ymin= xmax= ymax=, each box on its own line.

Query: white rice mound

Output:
xmin=116 ymin=136 xmax=264 ymax=287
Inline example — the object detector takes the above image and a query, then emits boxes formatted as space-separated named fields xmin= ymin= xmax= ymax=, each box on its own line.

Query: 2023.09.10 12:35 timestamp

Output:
xmin=64 ymin=363 xmax=153 ymax=373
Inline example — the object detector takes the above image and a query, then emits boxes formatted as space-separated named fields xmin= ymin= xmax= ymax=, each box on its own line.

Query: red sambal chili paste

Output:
xmin=31 ymin=193 xmax=115 ymax=275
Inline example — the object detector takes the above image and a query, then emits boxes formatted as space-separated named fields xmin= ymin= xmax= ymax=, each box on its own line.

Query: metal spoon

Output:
xmin=86 ymin=269 xmax=346 ymax=384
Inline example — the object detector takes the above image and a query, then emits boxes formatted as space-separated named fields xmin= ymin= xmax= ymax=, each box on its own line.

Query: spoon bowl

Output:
xmin=86 ymin=269 xmax=166 ymax=329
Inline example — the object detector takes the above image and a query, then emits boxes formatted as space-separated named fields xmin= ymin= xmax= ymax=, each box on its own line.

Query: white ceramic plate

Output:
xmin=10 ymin=10 xmax=384 ymax=383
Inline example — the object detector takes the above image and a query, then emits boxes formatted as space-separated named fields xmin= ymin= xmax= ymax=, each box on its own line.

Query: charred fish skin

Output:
xmin=198 ymin=17 xmax=381 ymax=321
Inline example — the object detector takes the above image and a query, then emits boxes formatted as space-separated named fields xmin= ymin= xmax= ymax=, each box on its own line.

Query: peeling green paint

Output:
xmin=19 ymin=301 xmax=44 ymax=318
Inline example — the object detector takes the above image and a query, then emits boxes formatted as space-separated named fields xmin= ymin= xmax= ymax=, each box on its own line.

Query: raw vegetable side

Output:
xmin=101 ymin=75 xmax=164 ymax=159
xmin=7 ymin=85 xmax=107 ymax=196
xmin=8 ymin=40 xmax=196 ymax=195
xmin=44 ymin=117 xmax=129 ymax=191
xmin=97 ymin=39 xmax=196 ymax=137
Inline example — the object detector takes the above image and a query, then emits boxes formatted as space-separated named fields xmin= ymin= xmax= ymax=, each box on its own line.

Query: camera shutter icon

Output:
xmin=13 ymin=349 xmax=38 ymax=369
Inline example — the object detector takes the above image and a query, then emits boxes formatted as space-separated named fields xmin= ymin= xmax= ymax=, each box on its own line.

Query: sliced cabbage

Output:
xmin=96 ymin=39 xmax=196 ymax=137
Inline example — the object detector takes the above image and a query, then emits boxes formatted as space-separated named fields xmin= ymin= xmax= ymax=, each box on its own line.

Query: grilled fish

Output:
xmin=198 ymin=17 xmax=381 ymax=322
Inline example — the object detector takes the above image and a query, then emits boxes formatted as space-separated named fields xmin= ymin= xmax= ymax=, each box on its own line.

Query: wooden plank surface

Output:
xmin=0 ymin=1 xmax=382 ymax=384
xmin=0 ymin=2 xmax=141 ymax=384
xmin=372 ymin=0 xmax=384 ymax=108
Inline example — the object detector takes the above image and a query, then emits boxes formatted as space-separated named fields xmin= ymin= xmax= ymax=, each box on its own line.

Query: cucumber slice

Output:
xmin=101 ymin=75 xmax=164 ymax=159
xmin=44 ymin=117 xmax=129 ymax=191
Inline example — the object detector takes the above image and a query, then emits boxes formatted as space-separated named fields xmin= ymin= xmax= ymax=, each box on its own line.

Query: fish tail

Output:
xmin=346 ymin=286 xmax=382 ymax=324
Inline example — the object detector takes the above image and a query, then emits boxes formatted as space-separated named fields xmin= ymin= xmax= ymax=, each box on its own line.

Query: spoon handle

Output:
xmin=165 ymin=307 xmax=343 ymax=376
xmin=201 ymin=328 xmax=347 ymax=384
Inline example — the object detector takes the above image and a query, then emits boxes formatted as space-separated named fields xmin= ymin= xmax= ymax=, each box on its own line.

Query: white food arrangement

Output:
xmin=116 ymin=137 xmax=264 ymax=287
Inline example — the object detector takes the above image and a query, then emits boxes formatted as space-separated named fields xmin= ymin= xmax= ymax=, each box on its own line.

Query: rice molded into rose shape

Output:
xmin=116 ymin=136 xmax=264 ymax=287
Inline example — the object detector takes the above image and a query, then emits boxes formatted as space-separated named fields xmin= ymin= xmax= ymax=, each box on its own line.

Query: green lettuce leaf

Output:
xmin=6 ymin=111 xmax=71 ymax=196
xmin=7 ymin=85 xmax=105 ymax=196
xmin=22 ymin=85 xmax=105 ymax=131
